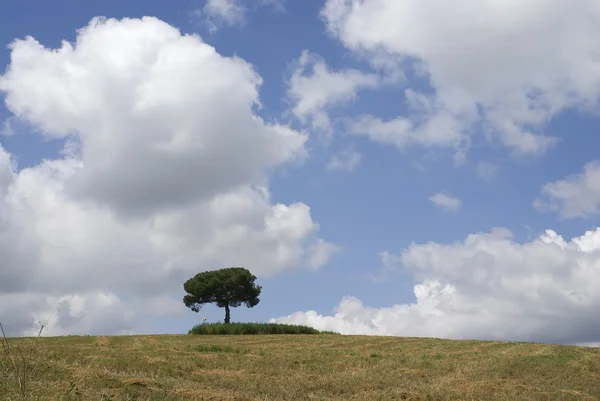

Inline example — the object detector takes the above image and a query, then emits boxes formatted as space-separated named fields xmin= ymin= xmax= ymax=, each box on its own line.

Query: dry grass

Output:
xmin=0 ymin=334 xmax=599 ymax=400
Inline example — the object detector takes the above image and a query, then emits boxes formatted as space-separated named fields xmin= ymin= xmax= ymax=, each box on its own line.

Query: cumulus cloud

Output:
xmin=0 ymin=17 xmax=335 ymax=336
xmin=535 ymin=161 xmax=600 ymax=219
xmin=326 ymin=147 xmax=362 ymax=172
xmin=273 ymin=227 xmax=600 ymax=344
xmin=286 ymin=50 xmax=382 ymax=135
xmin=2 ymin=17 xmax=308 ymax=218
xmin=320 ymin=0 xmax=600 ymax=156
xmin=429 ymin=192 xmax=461 ymax=212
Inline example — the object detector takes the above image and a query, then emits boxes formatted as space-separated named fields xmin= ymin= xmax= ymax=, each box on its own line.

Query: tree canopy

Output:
xmin=183 ymin=267 xmax=261 ymax=324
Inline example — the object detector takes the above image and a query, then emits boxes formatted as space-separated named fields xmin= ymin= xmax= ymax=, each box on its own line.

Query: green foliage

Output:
xmin=183 ymin=267 xmax=261 ymax=324
xmin=188 ymin=322 xmax=338 ymax=335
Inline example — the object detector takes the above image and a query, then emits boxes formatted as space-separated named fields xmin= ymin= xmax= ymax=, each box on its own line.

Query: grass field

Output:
xmin=1 ymin=333 xmax=599 ymax=400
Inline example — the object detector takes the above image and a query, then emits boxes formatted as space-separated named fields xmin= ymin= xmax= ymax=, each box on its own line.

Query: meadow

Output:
xmin=1 ymin=325 xmax=599 ymax=400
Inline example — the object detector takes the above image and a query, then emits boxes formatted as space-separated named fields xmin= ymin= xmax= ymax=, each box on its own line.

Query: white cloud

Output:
xmin=195 ymin=0 xmax=284 ymax=32
xmin=429 ymin=192 xmax=461 ymax=212
xmin=320 ymin=0 xmax=600 ymax=156
xmin=132 ymin=294 xmax=187 ymax=318
xmin=29 ymin=292 xmax=137 ymax=337
xmin=476 ymin=161 xmax=499 ymax=182
xmin=202 ymin=0 xmax=245 ymax=28
xmin=535 ymin=161 xmax=600 ymax=219
xmin=273 ymin=227 xmax=600 ymax=344
xmin=347 ymin=103 xmax=467 ymax=151
xmin=0 ymin=17 xmax=336 ymax=336
xmin=257 ymin=0 xmax=285 ymax=11
xmin=308 ymin=238 xmax=341 ymax=269
xmin=326 ymin=147 xmax=362 ymax=172
xmin=0 ymin=116 xmax=19 ymax=136
xmin=286 ymin=50 xmax=382 ymax=135
xmin=1 ymin=17 xmax=309 ymax=218
xmin=0 ymin=291 xmax=138 ymax=337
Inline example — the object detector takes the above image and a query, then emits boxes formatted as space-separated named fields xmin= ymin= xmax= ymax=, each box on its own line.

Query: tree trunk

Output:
xmin=224 ymin=304 xmax=231 ymax=324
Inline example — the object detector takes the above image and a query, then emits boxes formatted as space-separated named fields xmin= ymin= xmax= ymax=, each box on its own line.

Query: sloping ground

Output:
xmin=1 ymin=334 xmax=599 ymax=400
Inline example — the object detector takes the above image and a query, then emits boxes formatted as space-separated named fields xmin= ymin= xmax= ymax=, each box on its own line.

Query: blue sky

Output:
xmin=1 ymin=0 xmax=600 ymax=345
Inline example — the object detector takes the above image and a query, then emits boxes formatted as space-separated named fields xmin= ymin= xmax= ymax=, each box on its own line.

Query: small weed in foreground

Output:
xmin=0 ymin=321 xmax=46 ymax=399
xmin=188 ymin=322 xmax=338 ymax=335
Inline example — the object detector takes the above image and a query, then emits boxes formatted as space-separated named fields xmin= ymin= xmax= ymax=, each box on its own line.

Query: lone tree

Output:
xmin=183 ymin=267 xmax=261 ymax=324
